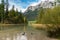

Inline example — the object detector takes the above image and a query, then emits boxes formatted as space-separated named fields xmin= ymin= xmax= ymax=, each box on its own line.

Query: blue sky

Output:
xmin=0 ymin=0 xmax=41 ymax=12
xmin=13 ymin=0 xmax=38 ymax=8
xmin=8 ymin=0 xmax=41 ymax=12
xmin=0 ymin=0 xmax=54 ymax=12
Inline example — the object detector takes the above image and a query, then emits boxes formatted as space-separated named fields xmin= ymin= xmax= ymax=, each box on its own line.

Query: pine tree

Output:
xmin=6 ymin=0 xmax=9 ymax=16
xmin=1 ymin=0 xmax=5 ymax=23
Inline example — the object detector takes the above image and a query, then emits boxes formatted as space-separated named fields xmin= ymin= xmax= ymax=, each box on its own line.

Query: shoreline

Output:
xmin=29 ymin=24 xmax=56 ymax=29
xmin=0 ymin=24 xmax=27 ymax=26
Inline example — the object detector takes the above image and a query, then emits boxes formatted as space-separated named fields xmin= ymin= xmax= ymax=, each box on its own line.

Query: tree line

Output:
xmin=0 ymin=0 xmax=27 ymax=24
xmin=37 ymin=3 xmax=60 ymax=38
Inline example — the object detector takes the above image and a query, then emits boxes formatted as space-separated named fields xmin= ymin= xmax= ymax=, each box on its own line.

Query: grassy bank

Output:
xmin=30 ymin=24 xmax=60 ymax=39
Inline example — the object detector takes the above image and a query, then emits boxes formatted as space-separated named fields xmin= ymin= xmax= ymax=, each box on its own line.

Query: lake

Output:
xmin=0 ymin=25 xmax=58 ymax=40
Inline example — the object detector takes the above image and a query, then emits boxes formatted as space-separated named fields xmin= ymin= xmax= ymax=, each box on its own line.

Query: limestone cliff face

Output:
xmin=24 ymin=0 xmax=60 ymax=21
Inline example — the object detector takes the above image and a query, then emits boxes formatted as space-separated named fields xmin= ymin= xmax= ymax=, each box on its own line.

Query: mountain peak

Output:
xmin=24 ymin=0 xmax=60 ymax=13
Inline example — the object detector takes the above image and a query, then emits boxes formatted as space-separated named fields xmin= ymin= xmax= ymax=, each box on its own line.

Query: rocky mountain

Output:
xmin=24 ymin=0 xmax=59 ymax=21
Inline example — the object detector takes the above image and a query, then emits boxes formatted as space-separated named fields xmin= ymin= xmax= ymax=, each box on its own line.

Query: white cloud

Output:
xmin=0 ymin=0 xmax=1 ymax=3
xmin=21 ymin=8 xmax=27 ymax=13
xmin=0 ymin=0 xmax=55 ymax=13
xmin=8 ymin=0 xmax=42 ymax=13
xmin=0 ymin=0 xmax=41 ymax=12
xmin=21 ymin=0 xmax=41 ymax=12
xmin=8 ymin=1 xmax=21 ymax=11
xmin=8 ymin=1 xmax=27 ymax=13
xmin=29 ymin=1 xmax=41 ymax=6
xmin=49 ymin=0 xmax=54 ymax=2
xmin=41 ymin=0 xmax=54 ymax=1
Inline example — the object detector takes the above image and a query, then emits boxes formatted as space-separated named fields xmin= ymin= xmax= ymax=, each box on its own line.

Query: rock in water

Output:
xmin=20 ymin=35 xmax=27 ymax=40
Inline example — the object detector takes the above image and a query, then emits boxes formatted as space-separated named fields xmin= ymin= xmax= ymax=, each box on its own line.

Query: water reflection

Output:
xmin=0 ymin=32 xmax=22 ymax=40
xmin=0 ymin=25 xmax=47 ymax=40
xmin=0 ymin=25 xmax=23 ymax=40
xmin=0 ymin=25 xmax=28 ymax=40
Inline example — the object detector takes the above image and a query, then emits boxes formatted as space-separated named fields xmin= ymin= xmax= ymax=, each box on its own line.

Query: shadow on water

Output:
xmin=0 ymin=25 xmax=58 ymax=40
xmin=0 ymin=25 xmax=27 ymax=40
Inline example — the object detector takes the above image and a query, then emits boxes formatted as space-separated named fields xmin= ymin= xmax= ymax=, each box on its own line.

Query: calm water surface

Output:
xmin=0 ymin=25 xmax=58 ymax=40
